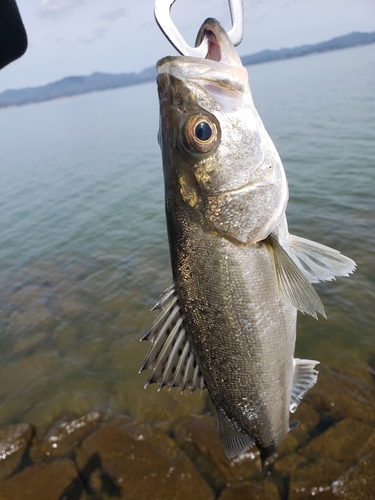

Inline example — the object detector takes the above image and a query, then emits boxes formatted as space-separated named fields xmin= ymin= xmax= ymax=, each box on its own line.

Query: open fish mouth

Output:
xmin=195 ymin=18 xmax=243 ymax=66
xmin=157 ymin=18 xmax=250 ymax=107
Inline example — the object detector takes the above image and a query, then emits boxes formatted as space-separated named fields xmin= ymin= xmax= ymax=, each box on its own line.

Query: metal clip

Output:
xmin=154 ymin=0 xmax=244 ymax=58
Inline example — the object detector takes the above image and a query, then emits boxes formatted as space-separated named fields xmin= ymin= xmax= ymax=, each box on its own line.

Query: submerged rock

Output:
xmin=332 ymin=429 xmax=375 ymax=499
xmin=0 ymin=459 xmax=87 ymax=500
xmin=289 ymin=401 xmax=320 ymax=446
xmin=8 ymin=284 xmax=49 ymax=308
xmin=0 ymin=423 xmax=33 ymax=481
xmin=13 ymin=332 xmax=49 ymax=354
xmin=219 ymin=480 xmax=280 ymax=500
xmin=273 ymin=452 xmax=309 ymax=475
xmin=0 ymin=357 xmax=373 ymax=500
xmin=7 ymin=306 xmax=54 ymax=333
xmin=75 ymin=416 xmax=215 ymax=500
xmin=288 ymin=457 xmax=344 ymax=499
xmin=0 ymin=350 xmax=61 ymax=403
xmin=304 ymin=364 xmax=375 ymax=425
xmin=50 ymin=294 xmax=86 ymax=319
xmin=110 ymin=335 xmax=209 ymax=423
xmin=53 ymin=322 xmax=79 ymax=354
xmin=30 ymin=411 xmax=102 ymax=462
xmin=271 ymin=364 xmax=375 ymax=498
xmin=304 ymin=417 xmax=372 ymax=465
xmin=173 ymin=415 xmax=262 ymax=492
xmin=111 ymin=377 xmax=207 ymax=427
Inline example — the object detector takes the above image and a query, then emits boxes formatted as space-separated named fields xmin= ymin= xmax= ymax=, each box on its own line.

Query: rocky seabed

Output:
xmin=0 ymin=363 xmax=375 ymax=500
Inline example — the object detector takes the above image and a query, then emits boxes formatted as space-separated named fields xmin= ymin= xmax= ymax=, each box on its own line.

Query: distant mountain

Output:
xmin=240 ymin=30 xmax=375 ymax=66
xmin=0 ymin=66 xmax=157 ymax=109
xmin=1 ymin=31 xmax=374 ymax=109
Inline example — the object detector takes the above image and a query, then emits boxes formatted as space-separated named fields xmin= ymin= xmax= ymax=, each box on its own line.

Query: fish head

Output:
xmin=157 ymin=18 xmax=288 ymax=244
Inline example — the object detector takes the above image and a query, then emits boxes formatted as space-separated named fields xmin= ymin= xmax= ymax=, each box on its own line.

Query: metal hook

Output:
xmin=154 ymin=0 xmax=244 ymax=58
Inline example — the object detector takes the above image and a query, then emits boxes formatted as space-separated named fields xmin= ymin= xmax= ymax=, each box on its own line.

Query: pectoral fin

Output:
xmin=289 ymin=234 xmax=356 ymax=284
xmin=217 ymin=410 xmax=255 ymax=460
xmin=140 ymin=284 xmax=206 ymax=393
xmin=290 ymin=358 xmax=320 ymax=413
xmin=267 ymin=235 xmax=326 ymax=319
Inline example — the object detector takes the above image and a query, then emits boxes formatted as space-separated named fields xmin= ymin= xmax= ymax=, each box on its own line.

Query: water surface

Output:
xmin=0 ymin=43 xmax=374 ymax=429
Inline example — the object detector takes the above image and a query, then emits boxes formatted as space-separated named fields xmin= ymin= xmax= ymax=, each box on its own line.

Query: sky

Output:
xmin=0 ymin=0 xmax=374 ymax=93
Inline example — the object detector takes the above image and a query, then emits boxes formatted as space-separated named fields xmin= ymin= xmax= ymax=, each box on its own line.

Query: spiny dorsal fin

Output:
xmin=152 ymin=284 xmax=175 ymax=310
xmin=267 ymin=235 xmax=326 ymax=319
xmin=140 ymin=284 xmax=206 ymax=394
xmin=289 ymin=234 xmax=356 ymax=284
xmin=217 ymin=410 xmax=255 ymax=460
xmin=290 ymin=358 xmax=320 ymax=413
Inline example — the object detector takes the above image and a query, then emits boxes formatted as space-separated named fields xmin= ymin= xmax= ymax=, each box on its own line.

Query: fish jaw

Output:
xmin=156 ymin=19 xmax=288 ymax=245
xmin=157 ymin=18 xmax=248 ymax=98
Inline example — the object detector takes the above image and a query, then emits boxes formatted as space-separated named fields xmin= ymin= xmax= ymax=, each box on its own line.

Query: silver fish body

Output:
xmin=141 ymin=19 xmax=356 ymax=461
xmin=168 ymin=204 xmax=296 ymax=458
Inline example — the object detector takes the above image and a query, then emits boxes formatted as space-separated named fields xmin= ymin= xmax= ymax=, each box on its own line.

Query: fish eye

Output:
xmin=183 ymin=114 xmax=219 ymax=154
xmin=195 ymin=121 xmax=212 ymax=141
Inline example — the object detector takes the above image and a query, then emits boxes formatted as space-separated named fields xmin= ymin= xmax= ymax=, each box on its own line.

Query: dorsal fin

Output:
xmin=290 ymin=358 xmax=319 ymax=413
xmin=140 ymin=284 xmax=206 ymax=393
xmin=267 ymin=235 xmax=326 ymax=319
xmin=289 ymin=234 xmax=356 ymax=284
xmin=217 ymin=410 xmax=255 ymax=460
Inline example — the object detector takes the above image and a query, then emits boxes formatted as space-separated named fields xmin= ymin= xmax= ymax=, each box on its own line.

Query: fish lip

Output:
xmin=195 ymin=18 xmax=243 ymax=67
xmin=221 ymin=178 xmax=271 ymax=196
xmin=156 ymin=19 xmax=249 ymax=101
xmin=207 ymin=177 xmax=272 ymax=198
xmin=156 ymin=18 xmax=243 ymax=72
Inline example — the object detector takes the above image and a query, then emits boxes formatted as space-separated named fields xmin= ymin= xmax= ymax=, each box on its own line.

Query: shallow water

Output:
xmin=0 ymin=43 xmax=374 ymax=434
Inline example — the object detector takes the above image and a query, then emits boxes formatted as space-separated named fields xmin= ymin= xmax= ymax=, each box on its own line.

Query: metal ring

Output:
xmin=154 ymin=0 xmax=244 ymax=57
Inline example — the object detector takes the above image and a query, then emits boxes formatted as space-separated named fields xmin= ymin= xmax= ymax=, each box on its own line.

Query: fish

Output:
xmin=140 ymin=18 xmax=356 ymax=464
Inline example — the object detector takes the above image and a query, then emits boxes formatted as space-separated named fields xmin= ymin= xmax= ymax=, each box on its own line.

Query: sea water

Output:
xmin=0 ymin=43 xmax=374 ymax=427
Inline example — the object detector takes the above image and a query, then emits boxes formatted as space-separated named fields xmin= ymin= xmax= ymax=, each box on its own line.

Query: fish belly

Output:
xmin=169 ymin=211 xmax=296 ymax=451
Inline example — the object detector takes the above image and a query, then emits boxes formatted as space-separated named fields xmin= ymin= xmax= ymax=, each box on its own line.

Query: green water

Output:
xmin=0 ymin=44 xmax=374 ymax=429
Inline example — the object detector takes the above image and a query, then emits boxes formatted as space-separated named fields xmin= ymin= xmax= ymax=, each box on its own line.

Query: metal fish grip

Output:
xmin=154 ymin=0 xmax=244 ymax=57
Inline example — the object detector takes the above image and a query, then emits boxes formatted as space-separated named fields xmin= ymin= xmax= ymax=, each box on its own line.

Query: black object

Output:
xmin=0 ymin=0 xmax=27 ymax=70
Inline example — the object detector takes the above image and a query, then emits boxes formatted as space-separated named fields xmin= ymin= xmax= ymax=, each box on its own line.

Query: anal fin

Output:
xmin=290 ymin=358 xmax=319 ymax=413
xmin=217 ymin=410 xmax=254 ymax=460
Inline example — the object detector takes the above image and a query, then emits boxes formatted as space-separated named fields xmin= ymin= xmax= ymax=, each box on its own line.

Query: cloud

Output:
xmin=39 ymin=0 xmax=84 ymax=17
xmin=79 ymin=27 xmax=108 ymax=43
xmin=43 ymin=32 xmax=64 ymax=42
xmin=99 ymin=8 xmax=126 ymax=22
